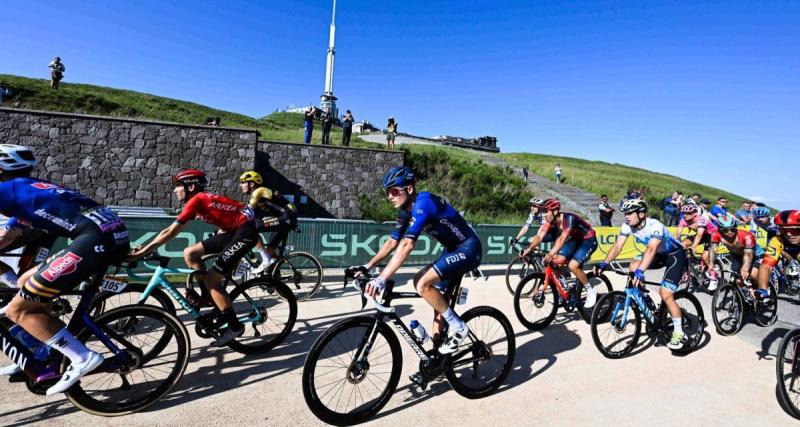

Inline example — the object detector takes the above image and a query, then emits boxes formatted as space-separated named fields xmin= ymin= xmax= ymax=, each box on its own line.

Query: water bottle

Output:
xmin=10 ymin=325 xmax=51 ymax=361
xmin=458 ymin=287 xmax=469 ymax=305
xmin=409 ymin=320 xmax=430 ymax=344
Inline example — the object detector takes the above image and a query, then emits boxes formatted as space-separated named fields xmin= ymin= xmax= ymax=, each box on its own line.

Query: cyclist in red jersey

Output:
xmin=707 ymin=214 xmax=764 ymax=290
xmin=129 ymin=169 xmax=258 ymax=345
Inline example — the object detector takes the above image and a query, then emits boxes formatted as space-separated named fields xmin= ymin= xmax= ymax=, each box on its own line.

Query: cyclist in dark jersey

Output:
xmin=0 ymin=144 xmax=130 ymax=395
xmin=522 ymin=198 xmax=599 ymax=306
xmin=357 ymin=167 xmax=481 ymax=354
xmin=128 ymin=169 xmax=257 ymax=345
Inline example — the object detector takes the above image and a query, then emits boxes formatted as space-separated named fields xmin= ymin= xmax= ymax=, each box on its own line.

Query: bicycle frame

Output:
xmin=540 ymin=263 xmax=572 ymax=303
xmin=612 ymin=286 xmax=657 ymax=328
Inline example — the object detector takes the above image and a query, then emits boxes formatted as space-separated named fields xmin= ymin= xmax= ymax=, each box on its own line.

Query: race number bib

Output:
xmin=100 ymin=277 xmax=128 ymax=293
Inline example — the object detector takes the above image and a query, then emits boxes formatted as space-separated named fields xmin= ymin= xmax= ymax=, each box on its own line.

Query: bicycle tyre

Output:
xmin=590 ymin=291 xmax=641 ymax=359
xmin=226 ymin=278 xmax=297 ymax=354
xmin=65 ymin=305 xmax=190 ymax=416
xmin=659 ymin=290 xmax=705 ymax=353
xmin=576 ymin=272 xmax=613 ymax=323
xmin=92 ymin=283 xmax=176 ymax=315
xmin=273 ymin=252 xmax=324 ymax=301
xmin=777 ymin=327 xmax=800 ymax=419
xmin=513 ymin=272 xmax=558 ymax=330
xmin=445 ymin=306 xmax=516 ymax=398
xmin=753 ymin=282 xmax=779 ymax=327
xmin=711 ymin=283 xmax=744 ymax=336
xmin=505 ymin=256 xmax=539 ymax=295
xmin=302 ymin=317 xmax=402 ymax=426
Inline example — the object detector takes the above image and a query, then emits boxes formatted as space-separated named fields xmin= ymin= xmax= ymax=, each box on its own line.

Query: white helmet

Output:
xmin=0 ymin=144 xmax=38 ymax=171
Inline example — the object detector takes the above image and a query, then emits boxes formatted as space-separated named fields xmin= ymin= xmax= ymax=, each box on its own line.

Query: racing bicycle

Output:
xmin=711 ymin=271 xmax=778 ymax=336
xmin=505 ymin=241 xmax=544 ymax=295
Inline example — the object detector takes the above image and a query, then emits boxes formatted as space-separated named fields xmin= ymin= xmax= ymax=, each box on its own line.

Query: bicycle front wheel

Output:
xmin=590 ymin=291 xmax=641 ymax=359
xmin=445 ymin=306 xmax=515 ymax=398
xmin=302 ymin=317 xmax=402 ymax=425
xmin=777 ymin=328 xmax=800 ymax=419
xmin=505 ymin=256 xmax=538 ymax=295
xmin=660 ymin=290 xmax=705 ymax=353
xmin=226 ymin=278 xmax=297 ymax=354
xmin=711 ymin=284 xmax=744 ymax=336
xmin=576 ymin=272 xmax=613 ymax=323
xmin=513 ymin=272 xmax=558 ymax=330
xmin=753 ymin=283 xmax=779 ymax=327
xmin=273 ymin=252 xmax=323 ymax=301
xmin=66 ymin=305 xmax=190 ymax=416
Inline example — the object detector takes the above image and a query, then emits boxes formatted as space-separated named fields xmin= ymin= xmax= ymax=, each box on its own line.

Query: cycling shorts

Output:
xmin=21 ymin=226 xmax=130 ymax=303
xmin=202 ymin=221 xmax=258 ymax=275
xmin=257 ymin=217 xmax=296 ymax=249
xmin=639 ymin=247 xmax=686 ymax=293
xmin=430 ymin=237 xmax=483 ymax=292
xmin=4 ymin=229 xmax=57 ymax=273
xmin=557 ymin=237 xmax=598 ymax=266
xmin=682 ymin=232 xmax=711 ymax=247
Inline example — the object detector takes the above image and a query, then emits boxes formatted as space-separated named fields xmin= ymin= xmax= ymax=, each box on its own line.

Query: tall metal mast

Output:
xmin=320 ymin=0 xmax=338 ymax=118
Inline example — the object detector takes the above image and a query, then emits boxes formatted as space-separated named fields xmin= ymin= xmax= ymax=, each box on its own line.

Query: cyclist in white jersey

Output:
xmin=594 ymin=199 xmax=689 ymax=350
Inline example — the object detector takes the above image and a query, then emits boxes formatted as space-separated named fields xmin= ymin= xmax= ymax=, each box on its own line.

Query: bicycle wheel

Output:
xmin=273 ymin=252 xmax=323 ymax=301
xmin=445 ymin=306 xmax=515 ymax=398
xmin=576 ymin=272 xmax=613 ymax=323
xmin=753 ymin=283 xmax=779 ymax=327
xmin=513 ymin=272 xmax=558 ymax=330
xmin=92 ymin=283 xmax=176 ymax=315
xmin=302 ymin=317 xmax=402 ymax=425
xmin=711 ymin=284 xmax=744 ymax=336
xmin=505 ymin=256 xmax=538 ymax=295
xmin=590 ymin=291 xmax=641 ymax=359
xmin=659 ymin=290 xmax=705 ymax=353
xmin=777 ymin=328 xmax=800 ymax=419
xmin=226 ymin=278 xmax=297 ymax=354
xmin=66 ymin=305 xmax=190 ymax=416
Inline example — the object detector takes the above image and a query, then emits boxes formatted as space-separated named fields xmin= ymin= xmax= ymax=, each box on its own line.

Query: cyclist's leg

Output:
xmin=567 ymin=238 xmax=597 ymax=285
xmin=660 ymin=249 xmax=687 ymax=349
xmin=553 ymin=239 xmax=577 ymax=266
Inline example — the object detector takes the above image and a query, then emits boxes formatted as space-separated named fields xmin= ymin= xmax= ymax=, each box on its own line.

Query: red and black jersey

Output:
xmin=176 ymin=192 xmax=252 ymax=232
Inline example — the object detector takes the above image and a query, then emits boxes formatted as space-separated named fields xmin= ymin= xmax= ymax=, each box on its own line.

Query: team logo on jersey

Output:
xmin=210 ymin=202 xmax=238 ymax=211
xmin=41 ymin=252 xmax=83 ymax=282
xmin=445 ymin=252 xmax=467 ymax=265
xmin=30 ymin=182 xmax=60 ymax=190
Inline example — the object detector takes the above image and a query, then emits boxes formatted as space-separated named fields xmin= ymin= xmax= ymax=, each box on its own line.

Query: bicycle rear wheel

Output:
xmin=302 ymin=317 xmax=402 ymax=425
xmin=226 ymin=278 xmax=297 ymax=354
xmin=66 ymin=305 xmax=190 ymax=416
xmin=711 ymin=284 xmax=744 ymax=336
xmin=777 ymin=328 xmax=800 ymax=419
xmin=445 ymin=306 xmax=515 ymax=398
xmin=659 ymin=290 xmax=705 ymax=353
xmin=576 ymin=272 xmax=613 ymax=322
xmin=753 ymin=283 xmax=779 ymax=327
xmin=273 ymin=252 xmax=323 ymax=301
xmin=513 ymin=272 xmax=558 ymax=330
xmin=590 ymin=291 xmax=641 ymax=359
xmin=505 ymin=256 xmax=539 ymax=295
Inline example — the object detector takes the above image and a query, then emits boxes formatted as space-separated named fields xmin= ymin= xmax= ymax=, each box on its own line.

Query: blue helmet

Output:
xmin=753 ymin=206 xmax=770 ymax=218
xmin=382 ymin=166 xmax=415 ymax=189
xmin=717 ymin=213 xmax=737 ymax=229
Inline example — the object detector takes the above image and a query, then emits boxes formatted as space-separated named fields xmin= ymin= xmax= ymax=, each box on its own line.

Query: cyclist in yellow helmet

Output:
xmin=239 ymin=171 xmax=298 ymax=273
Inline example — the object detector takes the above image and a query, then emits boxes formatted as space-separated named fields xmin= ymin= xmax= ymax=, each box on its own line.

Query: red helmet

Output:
xmin=775 ymin=210 xmax=800 ymax=228
xmin=543 ymin=198 xmax=561 ymax=212
xmin=172 ymin=169 xmax=207 ymax=188
xmin=681 ymin=204 xmax=697 ymax=214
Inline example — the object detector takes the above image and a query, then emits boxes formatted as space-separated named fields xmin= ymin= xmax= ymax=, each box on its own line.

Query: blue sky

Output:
xmin=2 ymin=0 xmax=798 ymax=208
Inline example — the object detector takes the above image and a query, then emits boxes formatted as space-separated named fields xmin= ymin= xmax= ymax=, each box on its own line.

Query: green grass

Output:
xmin=500 ymin=152 xmax=759 ymax=216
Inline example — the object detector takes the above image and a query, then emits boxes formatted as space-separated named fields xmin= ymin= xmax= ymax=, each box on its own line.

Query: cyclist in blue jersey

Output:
xmin=0 ymin=144 xmax=130 ymax=395
xmin=594 ymin=199 xmax=689 ymax=350
xmin=357 ymin=167 xmax=481 ymax=354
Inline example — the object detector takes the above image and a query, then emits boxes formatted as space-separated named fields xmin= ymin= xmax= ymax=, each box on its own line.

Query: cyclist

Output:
xmin=674 ymin=204 xmax=718 ymax=283
xmin=594 ymin=199 xmax=688 ymax=350
xmin=707 ymin=213 xmax=764 ymax=292
xmin=128 ymin=169 xmax=257 ymax=345
xmin=753 ymin=206 xmax=779 ymax=244
xmin=522 ymin=198 xmax=599 ymax=307
xmin=0 ymin=144 xmax=130 ymax=394
xmin=758 ymin=210 xmax=800 ymax=299
xmin=511 ymin=197 xmax=558 ymax=247
xmin=359 ymin=166 xmax=481 ymax=354
xmin=238 ymin=171 xmax=298 ymax=274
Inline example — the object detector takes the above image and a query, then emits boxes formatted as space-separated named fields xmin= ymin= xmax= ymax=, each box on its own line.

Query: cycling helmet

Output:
xmin=620 ymin=198 xmax=648 ymax=214
xmin=172 ymin=169 xmax=208 ymax=188
xmin=0 ymin=144 xmax=38 ymax=171
xmin=716 ymin=213 xmax=737 ymax=230
xmin=239 ymin=171 xmax=263 ymax=185
xmin=681 ymin=204 xmax=698 ymax=214
xmin=753 ymin=207 xmax=771 ymax=218
xmin=382 ymin=166 xmax=415 ymax=189
xmin=775 ymin=210 xmax=800 ymax=228
xmin=529 ymin=197 xmax=544 ymax=207
xmin=542 ymin=198 xmax=561 ymax=212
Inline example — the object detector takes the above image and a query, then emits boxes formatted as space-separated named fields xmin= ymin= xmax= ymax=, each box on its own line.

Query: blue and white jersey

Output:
xmin=391 ymin=192 xmax=478 ymax=251
xmin=619 ymin=218 xmax=682 ymax=254
xmin=525 ymin=212 xmax=542 ymax=226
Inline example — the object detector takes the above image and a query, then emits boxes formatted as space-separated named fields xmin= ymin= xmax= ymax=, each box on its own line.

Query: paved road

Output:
xmin=0 ymin=266 xmax=796 ymax=426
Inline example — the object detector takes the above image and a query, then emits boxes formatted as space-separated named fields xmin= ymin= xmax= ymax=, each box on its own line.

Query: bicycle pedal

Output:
xmin=409 ymin=373 xmax=429 ymax=390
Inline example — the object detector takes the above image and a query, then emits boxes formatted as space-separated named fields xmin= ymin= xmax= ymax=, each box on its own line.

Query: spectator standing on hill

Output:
xmin=690 ymin=193 xmax=701 ymax=205
xmin=598 ymin=195 xmax=615 ymax=226
xmin=341 ymin=110 xmax=354 ymax=146
xmin=554 ymin=164 xmax=562 ymax=183
xmin=321 ymin=110 xmax=333 ymax=145
xmin=386 ymin=117 xmax=397 ymax=150
xmin=662 ymin=192 xmax=680 ymax=226
xmin=522 ymin=167 xmax=529 ymax=181
xmin=303 ymin=106 xmax=316 ymax=144
xmin=710 ymin=197 xmax=728 ymax=219
xmin=0 ymin=81 xmax=11 ymax=105
xmin=48 ymin=57 xmax=65 ymax=90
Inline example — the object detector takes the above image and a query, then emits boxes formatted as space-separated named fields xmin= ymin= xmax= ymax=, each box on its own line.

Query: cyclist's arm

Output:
xmin=741 ymin=249 xmax=754 ymax=280
xmin=513 ymin=224 xmax=529 ymax=242
xmin=131 ymin=222 xmax=188 ymax=257
xmin=365 ymin=238 xmax=399 ymax=270
xmin=636 ymin=238 xmax=661 ymax=272
xmin=691 ymin=227 xmax=706 ymax=250
xmin=673 ymin=224 xmax=684 ymax=239
xmin=0 ymin=227 xmax=22 ymax=251
xmin=547 ymin=230 xmax=570 ymax=258
xmin=601 ymin=234 xmax=628 ymax=264
xmin=378 ymin=238 xmax=415 ymax=281
xmin=707 ymin=242 xmax=718 ymax=269
xmin=524 ymin=223 xmax=549 ymax=254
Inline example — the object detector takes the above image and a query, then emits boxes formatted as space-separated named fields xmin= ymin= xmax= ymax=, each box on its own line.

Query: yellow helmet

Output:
xmin=239 ymin=171 xmax=263 ymax=184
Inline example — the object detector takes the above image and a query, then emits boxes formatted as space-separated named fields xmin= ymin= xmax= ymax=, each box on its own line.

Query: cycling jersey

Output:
xmin=525 ymin=212 xmax=542 ymax=226
xmin=248 ymin=187 xmax=297 ymax=222
xmin=390 ymin=192 xmax=478 ymax=250
xmin=0 ymin=178 xmax=109 ymax=238
xmin=619 ymin=218 xmax=682 ymax=254
xmin=756 ymin=218 xmax=780 ymax=243
xmin=763 ymin=236 xmax=800 ymax=268
xmin=710 ymin=229 xmax=765 ymax=258
xmin=176 ymin=192 xmax=252 ymax=232
xmin=540 ymin=212 xmax=596 ymax=241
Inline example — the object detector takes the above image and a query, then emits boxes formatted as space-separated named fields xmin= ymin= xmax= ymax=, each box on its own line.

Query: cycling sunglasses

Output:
xmin=719 ymin=227 xmax=737 ymax=234
xmin=385 ymin=187 xmax=406 ymax=198
xmin=782 ymin=227 xmax=800 ymax=237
